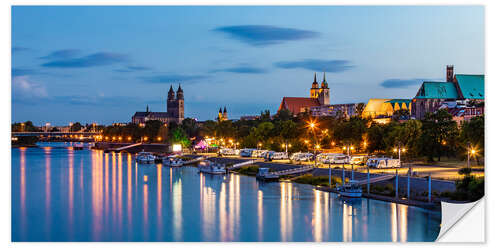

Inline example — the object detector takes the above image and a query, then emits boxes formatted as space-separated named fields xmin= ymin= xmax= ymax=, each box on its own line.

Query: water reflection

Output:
xmin=44 ymin=147 xmax=51 ymax=239
xmin=280 ymin=182 xmax=293 ymax=241
xmin=12 ymin=144 xmax=440 ymax=242
xmin=19 ymin=148 xmax=26 ymax=238
xmin=172 ymin=172 xmax=182 ymax=241
xmin=68 ymin=148 xmax=74 ymax=233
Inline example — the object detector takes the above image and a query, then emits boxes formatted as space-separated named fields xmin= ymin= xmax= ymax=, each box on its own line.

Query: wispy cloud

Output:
xmin=211 ymin=66 xmax=268 ymax=74
xmin=39 ymin=49 xmax=81 ymax=60
xmin=12 ymin=68 xmax=38 ymax=77
xmin=140 ymin=74 xmax=207 ymax=84
xmin=114 ymin=65 xmax=152 ymax=73
xmin=12 ymin=76 xmax=48 ymax=99
xmin=274 ymin=59 xmax=354 ymax=72
xmin=379 ymin=78 xmax=431 ymax=88
xmin=41 ymin=52 xmax=128 ymax=68
xmin=213 ymin=25 xmax=319 ymax=46
xmin=12 ymin=47 xmax=30 ymax=53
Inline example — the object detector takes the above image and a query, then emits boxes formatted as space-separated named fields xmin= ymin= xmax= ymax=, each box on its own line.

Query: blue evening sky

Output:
xmin=11 ymin=6 xmax=484 ymax=125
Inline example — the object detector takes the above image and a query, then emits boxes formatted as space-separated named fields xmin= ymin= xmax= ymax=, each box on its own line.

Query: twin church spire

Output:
xmin=168 ymin=84 xmax=184 ymax=100
xmin=310 ymin=72 xmax=331 ymax=105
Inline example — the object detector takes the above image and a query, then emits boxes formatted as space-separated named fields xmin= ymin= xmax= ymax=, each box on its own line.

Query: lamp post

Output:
xmin=467 ymin=143 xmax=476 ymax=169
xmin=393 ymin=142 xmax=406 ymax=168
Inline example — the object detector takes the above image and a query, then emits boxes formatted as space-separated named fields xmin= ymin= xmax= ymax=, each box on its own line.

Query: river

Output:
xmin=11 ymin=142 xmax=441 ymax=242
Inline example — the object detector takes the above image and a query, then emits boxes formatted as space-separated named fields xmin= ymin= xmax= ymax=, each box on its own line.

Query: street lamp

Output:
xmin=258 ymin=142 xmax=262 ymax=150
xmin=394 ymin=143 xmax=406 ymax=168
xmin=467 ymin=143 xmax=476 ymax=169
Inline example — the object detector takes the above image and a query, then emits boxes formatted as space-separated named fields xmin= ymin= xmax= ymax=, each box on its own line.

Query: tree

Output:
xmin=419 ymin=109 xmax=459 ymax=161
xmin=392 ymin=109 xmax=410 ymax=122
xmin=332 ymin=117 xmax=367 ymax=149
xmin=355 ymin=102 xmax=366 ymax=117
xmin=12 ymin=121 xmax=40 ymax=132
xmin=200 ymin=120 xmax=217 ymax=138
xmin=274 ymin=109 xmax=293 ymax=121
xmin=70 ymin=122 xmax=83 ymax=132
xmin=366 ymin=124 xmax=386 ymax=153
xmin=181 ymin=118 xmax=198 ymax=138
xmin=170 ymin=127 xmax=191 ymax=148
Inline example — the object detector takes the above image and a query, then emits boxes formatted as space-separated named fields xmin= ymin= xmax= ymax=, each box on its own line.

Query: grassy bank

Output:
xmin=234 ymin=165 xmax=260 ymax=176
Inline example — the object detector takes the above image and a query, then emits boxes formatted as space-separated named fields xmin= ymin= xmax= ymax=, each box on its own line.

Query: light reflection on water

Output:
xmin=12 ymin=143 xmax=441 ymax=242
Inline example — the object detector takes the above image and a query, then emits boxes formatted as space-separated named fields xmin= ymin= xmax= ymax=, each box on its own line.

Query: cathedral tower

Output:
xmin=176 ymin=84 xmax=185 ymax=121
xmin=446 ymin=65 xmax=454 ymax=82
xmin=318 ymin=72 xmax=330 ymax=105
xmin=167 ymin=85 xmax=177 ymax=117
xmin=310 ymin=72 xmax=320 ymax=98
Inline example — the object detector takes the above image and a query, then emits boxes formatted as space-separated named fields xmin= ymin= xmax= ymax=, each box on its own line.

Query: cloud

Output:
xmin=274 ymin=59 xmax=354 ymax=72
xmin=379 ymin=78 xmax=431 ymax=88
xmin=211 ymin=66 xmax=268 ymax=74
xmin=41 ymin=52 xmax=128 ymax=68
xmin=114 ymin=65 xmax=152 ymax=73
xmin=39 ymin=49 xmax=81 ymax=60
xmin=140 ymin=74 xmax=207 ymax=84
xmin=12 ymin=76 xmax=48 ymax=99
xmin=213 ymin=25 xmax=319 ymax=46
xmin=12 ymin=68 xmax=38 ymax=77
xmin=12 ymin=47 xmax=30 ymax=53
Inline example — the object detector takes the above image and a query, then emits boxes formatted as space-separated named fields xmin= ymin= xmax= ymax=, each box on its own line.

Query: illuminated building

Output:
xmin=131 ymin=84 xmax=185 ymax=124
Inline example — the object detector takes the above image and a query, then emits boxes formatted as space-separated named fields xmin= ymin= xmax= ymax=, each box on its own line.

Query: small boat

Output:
xmin=198 ymin=160 xmax=226 ymax=174
xmin=73 ymin=143 xmax=84 ymax=150
xmin=338 ymin=180 xmax=363 ymax=198
xmin=162 ymin=156 xmax=184 ymax=167
xmin=136 ymin=152 xmax=155 ymax=164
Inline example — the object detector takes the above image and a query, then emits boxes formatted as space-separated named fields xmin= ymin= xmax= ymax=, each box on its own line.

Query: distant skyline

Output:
xmin=12 ymin=6 xmax=484 ymax=125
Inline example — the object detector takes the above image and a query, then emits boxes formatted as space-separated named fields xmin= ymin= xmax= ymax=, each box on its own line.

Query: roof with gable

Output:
xmin=414 ymin=81 xmax=459 ymax=99
xmin=455 ymin=74 xmax=484 ymax=99
xmin=279 ymin=97 xmax=320 ymax=115
xmin=133 ymin=112 xmax=171 ymax=118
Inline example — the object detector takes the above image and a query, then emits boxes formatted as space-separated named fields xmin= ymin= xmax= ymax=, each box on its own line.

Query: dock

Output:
xmin=227 ymin=160 xmax=258 ymax=170
xmin=258 ymin=165 xmax=314 ymax=180
xmin=182 ymin=156 xmax=207 ymax=166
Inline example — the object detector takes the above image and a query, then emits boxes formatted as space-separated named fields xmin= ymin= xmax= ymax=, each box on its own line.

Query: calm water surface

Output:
xmin=12 ymin=142 xmax=441 ymax=242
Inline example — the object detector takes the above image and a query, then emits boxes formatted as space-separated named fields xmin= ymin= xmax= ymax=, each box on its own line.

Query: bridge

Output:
xmin=12 ymin=132 xmax=100 ymax=137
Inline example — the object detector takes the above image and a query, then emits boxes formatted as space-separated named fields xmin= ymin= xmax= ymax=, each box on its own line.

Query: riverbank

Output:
xmin=193 ymin=155 xmax=458 ymax=209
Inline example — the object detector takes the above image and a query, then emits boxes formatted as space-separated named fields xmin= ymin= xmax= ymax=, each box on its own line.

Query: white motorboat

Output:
xmin=162 ymin=156 xmax=184 ymax=167
xmin=338 ymin=180 xmax=363 ymax=198
xmin=73 ymin=143 xmax=84 ymax=150
xmin=136 ymin=152 xmax=155 ymax=164
xmin=198 ymin=160 xmax=226 ymax=174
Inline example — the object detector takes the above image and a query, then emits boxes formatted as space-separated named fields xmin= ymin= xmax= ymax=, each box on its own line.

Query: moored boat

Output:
xmin=198 ymin=160 xmax=226 ymax=174
xmin=136 ymin=151 xmax=155 ymax=164
xmin=162 ymin=156 xmax=184 ymax=167
xmin=73 ymin=143 xmax=84 ymax=150
xmin=338 ymin=180 xmax=363 ymax=198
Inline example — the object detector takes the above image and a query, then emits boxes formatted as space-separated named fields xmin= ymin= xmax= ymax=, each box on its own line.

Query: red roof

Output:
xmin=279 ymin=97 xmax=320 ymax=115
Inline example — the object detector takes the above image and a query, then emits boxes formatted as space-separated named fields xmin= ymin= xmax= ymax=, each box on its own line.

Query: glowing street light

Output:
xmin=315 ymin=144 xmax=321 ymax=150
xmin=309 ymin=122 xmax=316 ymax=129
xmin=128 ymin=136 xmax=132 ymax=141
xmin=467 ymin=143 xmax=477 ymax=169
xmin=157 ymin=136 xmax=162 ymax=142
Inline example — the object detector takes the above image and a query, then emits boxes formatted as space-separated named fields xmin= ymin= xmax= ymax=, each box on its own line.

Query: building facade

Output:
xmin=278 ymin=72 xmax=353 ymax=118
xmin=411 ymin=66 xmax=484 ymax=120
xmin=132 ymin=85 xmax=185 ymax=125
xmin=217 ymin=107 xmax=228 ymax=121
